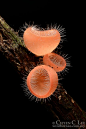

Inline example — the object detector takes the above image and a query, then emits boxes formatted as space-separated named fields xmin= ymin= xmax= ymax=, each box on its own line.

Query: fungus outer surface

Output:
xmin=23 ymin=27 xmax=61 ymax=56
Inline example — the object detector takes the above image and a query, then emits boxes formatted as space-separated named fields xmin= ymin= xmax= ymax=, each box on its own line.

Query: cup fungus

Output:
xmin=27 ymin=65 xmax=58 ymax=98
xmin=23 ymin=26 xmax=61 ymax=56
xmin=43 ymin=53 xmax=66 ymax=72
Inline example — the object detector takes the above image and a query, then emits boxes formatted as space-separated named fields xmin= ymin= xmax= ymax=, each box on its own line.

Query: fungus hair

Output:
xmin=18 ymin=22 xmax=35 ymax=37
xmin=58 ymin=53 xmax=72 ymax=76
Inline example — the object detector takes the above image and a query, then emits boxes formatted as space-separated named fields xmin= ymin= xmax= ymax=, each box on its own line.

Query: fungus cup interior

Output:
xmin=23 ymin=27 xmax=61 ymax=56
xmin=27 ymin=65 xmax=58 ymax=98
xmin=43 ymin=53 xmax=66 ymax=72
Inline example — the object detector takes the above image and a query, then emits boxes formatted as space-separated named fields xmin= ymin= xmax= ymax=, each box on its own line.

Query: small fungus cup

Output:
xmin=43 ymin=53 xmax=66 ymax=72
xmin=23 ymin=26 xmax=60 ymax=56
xmin=27 ymin=65 xmax=58 ymax=98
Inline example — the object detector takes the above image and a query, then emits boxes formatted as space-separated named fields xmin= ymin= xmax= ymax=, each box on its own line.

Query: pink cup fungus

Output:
xmin=43 ymin=53 xmax=66 ymax=72
xmin=23 ymin=26 xmax=61 ymax=56
xmin=26 ymin=65 xmax=58 ymax=98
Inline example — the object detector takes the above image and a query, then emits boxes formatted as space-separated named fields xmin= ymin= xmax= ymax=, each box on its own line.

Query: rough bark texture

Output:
xmin=0 ymin=16 xmax=86 ymax=129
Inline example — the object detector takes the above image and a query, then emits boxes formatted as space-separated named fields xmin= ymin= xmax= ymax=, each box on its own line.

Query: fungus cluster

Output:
xmin=23 ymin=25 xmax=66 ymax=99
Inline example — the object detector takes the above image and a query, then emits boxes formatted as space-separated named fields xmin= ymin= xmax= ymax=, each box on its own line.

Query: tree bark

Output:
xmin=0 ymin=15 xmax=86 ymax=129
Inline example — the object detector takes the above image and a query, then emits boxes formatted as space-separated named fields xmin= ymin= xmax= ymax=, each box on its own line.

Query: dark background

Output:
xmin=0 ymin=1 xmax=86 ymax=128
